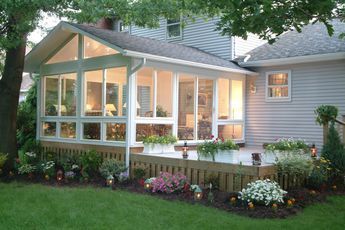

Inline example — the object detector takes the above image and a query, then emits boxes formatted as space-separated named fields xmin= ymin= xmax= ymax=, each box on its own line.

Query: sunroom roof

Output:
xmin=25 ymin=21 xmax=255 ymax=75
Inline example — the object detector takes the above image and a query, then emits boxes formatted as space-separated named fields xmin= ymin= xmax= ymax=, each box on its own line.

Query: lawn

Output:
xmin=0 ymin=183 xmax=344 ymax=230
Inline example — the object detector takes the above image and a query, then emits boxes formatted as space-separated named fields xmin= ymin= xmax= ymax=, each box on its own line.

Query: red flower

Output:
xmin=210 ymin=135 xmax=214 ymax=139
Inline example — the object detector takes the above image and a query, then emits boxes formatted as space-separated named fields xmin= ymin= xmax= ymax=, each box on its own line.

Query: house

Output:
xmin=19 ymin=73 xmax=34 ymax=102
xmin=24 ymin=18 xmax=344 ymax=171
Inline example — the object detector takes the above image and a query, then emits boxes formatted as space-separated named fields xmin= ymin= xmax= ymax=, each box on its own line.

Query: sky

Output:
xmin=28 ymin=13 xmax=63 ymax=44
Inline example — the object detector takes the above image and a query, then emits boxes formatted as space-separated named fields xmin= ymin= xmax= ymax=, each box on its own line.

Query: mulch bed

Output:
xmin=1 ymin=175 xmax=344 ymax=219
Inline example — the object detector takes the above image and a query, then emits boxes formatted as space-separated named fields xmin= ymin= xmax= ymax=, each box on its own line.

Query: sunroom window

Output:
xmin=218 ymin=79 xmax=243 ymax=120
xmin=84 ymin=67 xmax=127 ymax=117
xmin=84 ymin=36 xmax=118 ymax=59
xmin=136 ymin=124 xmax=173 ymax=142
xmin=266 ymin=71 xmax=291 ymax=101
xmin=44 ymin=73 xmax=77 ymax=117
xmin=46 ymin=35 xmax=78 ymax=64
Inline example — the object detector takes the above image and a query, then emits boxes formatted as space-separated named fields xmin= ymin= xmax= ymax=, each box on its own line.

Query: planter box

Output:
xmin=198 ymin=150 xmax=240 ymax=163
xmin=263 ymin=149 xmax=308 ymax=163
xmin=143 ymin=144 xmax=175 ymax=154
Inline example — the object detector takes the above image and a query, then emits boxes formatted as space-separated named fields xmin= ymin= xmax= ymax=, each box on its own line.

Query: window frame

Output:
xmin=166 ymin=18 xmax=182 ymax=40
xmin=265 ymin=70 xmax=292 ymax=102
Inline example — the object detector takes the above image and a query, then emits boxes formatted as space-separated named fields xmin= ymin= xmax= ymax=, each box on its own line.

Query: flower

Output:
xmin=287 ymin=200 xmax=293 ymax=207
xmin=248 ymin=202 xmax=254 ymax=209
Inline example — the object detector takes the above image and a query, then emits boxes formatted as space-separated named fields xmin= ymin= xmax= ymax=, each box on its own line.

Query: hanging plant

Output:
xmin=314 ymin=105 xmax=338 ymax=125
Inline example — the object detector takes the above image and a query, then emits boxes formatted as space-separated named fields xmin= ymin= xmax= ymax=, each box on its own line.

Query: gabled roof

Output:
xmin=25 ymin=21 xmax=255 ymax=75
xmin=242 ymin=20 xmax=345 ymax=66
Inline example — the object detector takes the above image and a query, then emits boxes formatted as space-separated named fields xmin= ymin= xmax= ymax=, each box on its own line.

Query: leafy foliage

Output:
xmin=308 ymin=157 xmax=333 ymax=189
xmin=265 ymin=138 xmax=310 ymax=153
xmin=315 ymin=105 xmax=338 ymax=125
xmin=276 ymin=154 xmax=314 ymax=177
xmin=18 ymin=164 xmax=36 ymax=175
xmin=99 ymin=159 xmax=127 ymax=179
xmin=0 ymin=153 xmax=8 ymax=169
xmin=321 ymin=123 xmax=345 ymax=175
xmin=133 ymin=167 xmax=146 ymax=180
xmin=142 ymin=135 xmax=178 ymax=144
xmin=80 ymin=150 xmax=102 ymax=178
xmin=218 ymin=139 xmax=239 ymax=151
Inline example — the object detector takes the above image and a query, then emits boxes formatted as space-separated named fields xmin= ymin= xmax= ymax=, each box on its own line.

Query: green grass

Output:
xmin=0 ymin=183 xmax=344 ymax=230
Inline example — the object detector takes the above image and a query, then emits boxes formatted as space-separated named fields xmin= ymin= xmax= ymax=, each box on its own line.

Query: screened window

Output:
xmin=83 ymin=123 xmax=101 ymax=140
xmin=84 ymin=36 xmax=118 ymax=59
xmin=106 ymin=123 xmax=126 ymax=141
xmin=198 ymin=79 xmax=213 ymax=140
xmin=217 ymin=79 xmax=243 ymax=120
xmin=136 ymin=124 xmax=173 ymax=142
xmin=136 ymin=68 xmax=154 ymax=117
xmin=266 ymin=71 xmax=291 ymax=101
xmin=60 ymin=122 xmax=76 ymax=139
xmin=85 ymin=70 xmax=103 ymax=116
xmin=46 ymin=35 xmax=78 ymax=64
xmin=42 ymin=122 xmax=56 ymax=137
xmin=218 ymin=124 xmax=243 ymax=140
xmin=166 ymin=18 xmax=181 ymax=39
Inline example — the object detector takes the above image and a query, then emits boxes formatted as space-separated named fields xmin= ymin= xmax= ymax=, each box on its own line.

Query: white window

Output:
xmin=166 ymin=18 xmax=182 ymax=39
xmin=265 ymin=70 xmax=291 ymax=102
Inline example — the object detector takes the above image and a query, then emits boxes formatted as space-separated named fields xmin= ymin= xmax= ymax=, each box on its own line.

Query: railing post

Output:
xmin=323 ymin=123 xmax=329 ymax=145
xmin=343 ymin=115 xmax=345 ymax=144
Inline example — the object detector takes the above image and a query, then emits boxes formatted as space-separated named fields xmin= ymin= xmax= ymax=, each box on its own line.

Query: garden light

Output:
xmin=106 ymin=175 xmax=114 ymax=187
xmin=56 ymin=170 xmax=63 ymax=182
xmin=194 ymin=187 xmax=203 ymax=200
xmin=144 ymin=179 xmax=152 ymax=190
xmin=182 ymin=141 xmax=189 ymax=159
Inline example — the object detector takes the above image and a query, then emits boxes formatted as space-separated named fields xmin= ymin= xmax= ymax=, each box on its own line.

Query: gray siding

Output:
xmin=246 ymin=60 xmax=345 ymax=148
xmin=234 ymin=34 xmax=266 ymax=58
xmin=130 ymin=18 xmax=232 ymax=61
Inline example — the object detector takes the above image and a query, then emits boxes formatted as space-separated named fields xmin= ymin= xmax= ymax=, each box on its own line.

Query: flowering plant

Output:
xmin=238 ymin=179 xmax=287 ymax=206
xmin=143 ymin=135 xmax=178 ymax=145
xmin=151 ymin=172 xmax=188 ymax=194
xmin=197 ymin=136 xmax=219 ymax=161
xmin=18 ymin=164 xmax=36 ymax=175
xmin=41 ymin=161 xmax=55 ymax=177
xmin=117 ymin=171 xmax=129 ymax=183
xmin=266 ymin=137 xmax=310 ymax=153
xmin=308 ymin=157 xmax=332 ymax=189
xmin=218 ymin=139 xmax=239 ymax=151
xmin=65 ymin=171 xmax=76 ymax=180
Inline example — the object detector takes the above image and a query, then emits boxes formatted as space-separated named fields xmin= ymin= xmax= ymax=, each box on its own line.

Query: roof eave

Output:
xmin=124 ymin=50 xmax=258 ymax=76
xmin=240 ymin=52 xmax=345 ymax=67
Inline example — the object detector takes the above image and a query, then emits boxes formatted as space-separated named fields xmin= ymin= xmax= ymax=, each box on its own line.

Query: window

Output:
xmin=136 ymin=124 xmax=173 ymax=142
xmin=44 ymin=73 xmax=77 ymax=117
xmin=218 ymin=79 xmax=243 ymax=120
xmin=46 ymin=35 xmax=78 ymax=64
xmin=118 ymin=21 xmax=128 ymax=32
xmin=84 ymin=36 xmax=118 ymax=59
xmin=60 ymin=122 xmax=76 ymax=139
xmin=136 ymin=68 xmax=173 ymax=118
xmin=266 ymin=71 xmax=291 ymax=101
xmin=42 ymin=122 xmax=56 ymax=137
xmin=166 ymin=18 xmax=181 ymax=39
xmin=84 ymin=67 xmax=127 ymax=117
xmin=197 ymin=79 xmax=213 ymax=140
xmin=106 ymin=123 xmax=126 ymax=141
xmin=218 ymin=124 xmax=243 ymax=140
xmin=83 ymin=123 xmax=101 ymax=140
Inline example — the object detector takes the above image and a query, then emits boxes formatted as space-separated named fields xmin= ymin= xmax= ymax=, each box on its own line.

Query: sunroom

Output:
xmin=24 ymin=21 xmax=257 ymax=168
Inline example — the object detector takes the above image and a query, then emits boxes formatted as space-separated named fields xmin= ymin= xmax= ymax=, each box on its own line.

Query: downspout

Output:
xmin=125 ymin=57 xmax=146 ymax=175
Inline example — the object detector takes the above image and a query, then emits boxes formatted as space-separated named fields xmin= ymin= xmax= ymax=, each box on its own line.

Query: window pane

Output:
xmin=83 ymin=123 xmax=101 ymax=140
xmin=105 ymin=67 xmax=127 ymax=117
xmin=167 ymin=18 xmax=180 ymax=24
xmin=156 ymin=70 xmax=173 ymax=117
xmin=106 ymin=123 xmax=126 ymax=141
xmin=218 ymin=125 xmax=243 ymax=140
xmin=61 ymin=73 xmax=77 ymax=116
xmin=218 ymin=78 xmax=230 ymax=119
xmin=84 ymin=36 xmax=118 ymax=59
xmin=268 ymin=73 xmax=288 ymax=85
xmin=136 ymin=124 xmax=173 ymax=142
xmin=42 ymin=122 xmax=56 ymax=137
xmin=167 ymin=24 xmax=181 ymax=38
xmin=268 ymin=87 xmax=289 ymax=98
xmin=178 ymin=75 xmax=195 ymax=140
xmin=46 ymin=35 xmax=78 ymax=64
xmin=198 ymin=79 xmax=213 ymax=140
xmin=85 ymin=70 xmax=103 ymax=116
xmin=45 ymin=77 xmax=59 ymax=116
xmin=137 ymin=68 xmax=154 ymax=117
xmin=231 ymin=80 xmax=243 ymax=120
xmin=60 ymin=122 xmax=76 ymax=139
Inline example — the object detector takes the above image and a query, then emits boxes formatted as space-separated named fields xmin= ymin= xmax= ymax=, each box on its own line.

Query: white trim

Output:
xmin=123 ymin=50 xmax=258 ymax=76
xmin=241 ymin=52 xmax=345 ymax=67
xmin=165 ymin=18 xmax=182 ymax=40
xmin=265 ymin=70 xmax=292 ymax=102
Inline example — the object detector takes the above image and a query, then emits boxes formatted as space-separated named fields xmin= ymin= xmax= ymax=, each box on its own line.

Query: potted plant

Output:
xmin=197 ymin=137 xmax=219 ymax=162
xmin=218 ymin=139 xmax=240 ymax=163
xmin=142 ymin=135 xmax=177 ymax=154
xmin=264 ymin=138 xmax=310 ymax=163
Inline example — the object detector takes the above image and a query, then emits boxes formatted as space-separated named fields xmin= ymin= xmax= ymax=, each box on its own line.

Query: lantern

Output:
xmin=252 ymin=153 xmax=262 ymax=165
xmin=182 ymin=141 xmax=189 ymax=159
xmin=194 ymin=187 xmax=203 ymax=200
xmin=106 ymin=175 xmax=114 ymax=187
xmin=144 ymin=179 xmax=152 ymax=190
xmin=56 ymin=170 xmax=63 ymax=182
xmin=310 ymin=144 xmax=317 ymax=158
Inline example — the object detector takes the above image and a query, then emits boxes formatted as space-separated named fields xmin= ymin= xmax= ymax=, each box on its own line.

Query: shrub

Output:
xmin=197 ymin=137 xmax=219 ymax=161
xmin=239 ymin=179 xmax=287 ymax=206
xmin=62 ymin=154 xmax=81 ymax=173
xmin=315 ymin=105 xmax=338 ymax=125
xmin=151 ymin=172 xmax=188 ymax=194
xmin=0 ymin=153 xmax=8 ymax=170
xmin=80 ymin=150 xmax=102 ymax=177
xmin=99 ymin=159 xmax=127 ymax=179
xmin=18 ymin=164 xmax=36 ymax=175
xmin=308 ymin=157 xmax=332 ymax=189
xmin=40 ymin=161 xmax=55 ymax=177
xmin=266 ymin=137 xmax=310 ymax=153
xmin=218 ymin=139 xmax=239 ymax=151
xmin=276 ymin=154 xmax=314 ymax=177
xmin=321 ymin=123 xmax=345 ymax=175
xmin=133 ymin=167 xmax=146 ymax=180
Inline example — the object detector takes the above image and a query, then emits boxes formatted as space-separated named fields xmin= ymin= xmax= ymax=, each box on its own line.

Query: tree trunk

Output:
xmin=0 ymin=35 xmax=27 ymax=172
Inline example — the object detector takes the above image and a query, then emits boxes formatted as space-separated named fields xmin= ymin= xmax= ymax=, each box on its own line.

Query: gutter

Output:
xmin=240 ymin=52 xmax=345 ymax=67
xmin=123 ymin=50 xmax=258 ymax=76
